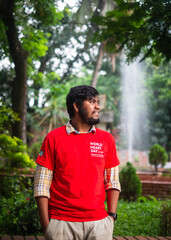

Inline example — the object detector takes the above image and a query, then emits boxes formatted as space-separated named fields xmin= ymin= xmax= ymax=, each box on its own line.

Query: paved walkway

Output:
xmin=1 ymin=236 xmax=171 ymax=240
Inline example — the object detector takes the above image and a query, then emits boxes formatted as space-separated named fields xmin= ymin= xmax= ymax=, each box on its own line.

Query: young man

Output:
xmin=34 ymin=85 xmax=121 ymax=240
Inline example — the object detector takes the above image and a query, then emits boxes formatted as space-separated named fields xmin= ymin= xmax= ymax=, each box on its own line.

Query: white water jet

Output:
xmin=120 ymin=57 xmax=148 ymax=162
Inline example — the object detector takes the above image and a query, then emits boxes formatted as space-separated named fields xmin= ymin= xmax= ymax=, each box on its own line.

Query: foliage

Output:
xmin=0 ymin=102 xmax=35 ymax=169
xmin=113 ymin=199 xmax=162 ymax=236
xmin=28 ymin=141 xmax=43 ymax=161
xmin=0 ymin=174 xmax=168 ymax=236
xmin=0 ymin=70 xmax=14 ymax=106
xmin=0 ymin=0 xmax=64 ymax=141
xmin=119 ymin=162 xmax=142 ymax=201
xmin=0 ymin=174 xmax=41 ymax=235
xmin=0 ymin=0 xmax=64 ymax=61
xmin=22 ymin=28 xmax=50 ymax=62
xmin=160 ymin=200 xmax=171 ymax=236
xmin=0 ymin=134 xmax=36 ymax=169
xmin=145 ymin=62 xmax=171 ymax=151
xmin=30 ymin=71 xmax=92 ymax=131
xmin=149 ymin=144 xmax=168 ymax=172
xmin=0 ymin=101 xmax=20 ymax=133
xmin=0 ymin=171 xmax=33 ymax=198
xmin=97 ymin=58 xmax=122 ymax=127
xmin=92 ymin=0 xmax=171 ymax=65
xmin=137 ymin=195 xmax=157 ymax=203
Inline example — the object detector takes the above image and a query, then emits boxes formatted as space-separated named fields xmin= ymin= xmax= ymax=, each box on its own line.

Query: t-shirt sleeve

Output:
xmin=105 ymin=133 xmax=120 ymax=169
xmin=36 ymin=134 xmax=55 ymax=171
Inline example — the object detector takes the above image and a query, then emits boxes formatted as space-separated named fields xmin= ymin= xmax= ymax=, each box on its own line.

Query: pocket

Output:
xmin=107 ymin=215 xmax=114 ymax=228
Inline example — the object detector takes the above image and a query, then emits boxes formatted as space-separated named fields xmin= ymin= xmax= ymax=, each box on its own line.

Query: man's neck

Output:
xmin=71 ymin=119 xmax=92 ymax=133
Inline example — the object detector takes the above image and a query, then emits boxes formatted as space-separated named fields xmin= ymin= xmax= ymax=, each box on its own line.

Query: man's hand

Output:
xmin=109 ymin=215 xmax=115 ymax=223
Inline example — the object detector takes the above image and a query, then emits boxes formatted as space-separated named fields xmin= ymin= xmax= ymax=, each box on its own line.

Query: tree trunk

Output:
xmin=0 ymin=0 xmax=28 ymax=143
xmin=91 ymin=41 xmax=105 ymax=88
xmin=155 ymin=163 xmax=158 ymax=172
xmin=12 ymin=59 xmax=27 ymax=142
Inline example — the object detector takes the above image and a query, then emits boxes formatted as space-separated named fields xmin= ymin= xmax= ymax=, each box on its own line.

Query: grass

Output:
xmin=112 ymin=199 xmax=162 ymax=236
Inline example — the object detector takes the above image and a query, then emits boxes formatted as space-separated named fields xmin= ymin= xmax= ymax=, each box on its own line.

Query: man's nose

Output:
xmin=95 ymin=102 xmax=100 ymax=110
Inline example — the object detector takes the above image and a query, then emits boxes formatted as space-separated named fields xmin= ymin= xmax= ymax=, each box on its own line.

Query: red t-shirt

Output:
xmin=36 ymin=126 xmax=120 ymax=221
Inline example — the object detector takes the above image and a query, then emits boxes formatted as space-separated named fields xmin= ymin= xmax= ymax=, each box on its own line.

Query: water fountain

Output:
xmin=120 ymin=57 xmax=148 ymax=163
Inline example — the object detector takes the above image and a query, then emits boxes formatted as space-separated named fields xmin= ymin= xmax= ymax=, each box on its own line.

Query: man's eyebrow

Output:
xmin=88 ymin=97 xmax=98 ymax=101
xmin=88 ymin=97 xmax=100 ymax=104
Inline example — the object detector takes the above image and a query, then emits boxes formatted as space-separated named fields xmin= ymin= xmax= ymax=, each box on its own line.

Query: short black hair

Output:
xmin=66 ymin=85 xmax=99 ymax=118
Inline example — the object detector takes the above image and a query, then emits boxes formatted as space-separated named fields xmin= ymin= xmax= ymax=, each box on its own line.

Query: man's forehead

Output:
xmin=87 ymin=96 xmax=99 ymax=101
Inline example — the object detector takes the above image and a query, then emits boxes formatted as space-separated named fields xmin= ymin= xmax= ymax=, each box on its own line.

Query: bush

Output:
xmin=0 ymin=102 xmax=35 ymax=170
xmin=0 ymin=172 xmax=34 ymax=198
xmin=160 ymin=200 xmax=171 ymax=236
xmin=0 ymin=193 xmax=42 ymax=235
xmin=0 ymin=134 xmax=36 ymax=169
xmin=149 ymin=144 xmax=168 ymax=172
xmin=0 ymin=173 xmax=42 ymax=235
xmin=119 ymin=162 xmax=142 ymax=201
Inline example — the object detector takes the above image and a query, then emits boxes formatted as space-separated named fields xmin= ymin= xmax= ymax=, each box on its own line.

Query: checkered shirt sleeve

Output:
xmin=104 ymin=166 xmax=121 ymax=192
xmin=34 ymin=164 xmax=53 ymax=198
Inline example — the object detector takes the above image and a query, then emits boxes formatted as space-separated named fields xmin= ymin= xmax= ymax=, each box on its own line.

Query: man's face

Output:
xmin=78 ymin=96 xmax=100 ymax=125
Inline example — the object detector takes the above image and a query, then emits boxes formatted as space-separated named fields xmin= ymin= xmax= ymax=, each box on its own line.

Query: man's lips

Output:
xmin=93 ymin=111 xmax=99 ymax=117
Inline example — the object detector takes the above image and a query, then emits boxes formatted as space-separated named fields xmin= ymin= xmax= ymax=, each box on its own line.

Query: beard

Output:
xmin=78 ymin=106 xmax=100 ymax=126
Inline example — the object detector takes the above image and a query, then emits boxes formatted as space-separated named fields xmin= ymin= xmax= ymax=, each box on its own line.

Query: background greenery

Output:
xmin=0 ymin=176 xmax=170 ymax=236
xmin=0 ymin=0 xmax=170 ymax=236
xmin=114 ymin=199 xmax=161 ymax=236
xmin=0 ymin=0 xmax=170 ymax=152
xmin=0 ymin=164 xmax=171 ymax=236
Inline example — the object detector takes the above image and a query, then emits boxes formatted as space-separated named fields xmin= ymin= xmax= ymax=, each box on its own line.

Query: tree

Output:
xmin=92 ymin=0 xmax=171 ymax=65
xmin=0 ymin=0 xmax=28 ymax=142
xmin=149 ymin=144 xmax=168 ymax=172
xmin=27 ymin=0 xmax=119 ymax=133
xmin=0 ymin=0 xmax=121 ymax=143
xmin=0 ymin=0 xmax=63 ymax=142
xmin=146 ymin=62 xmax=171 ymax=151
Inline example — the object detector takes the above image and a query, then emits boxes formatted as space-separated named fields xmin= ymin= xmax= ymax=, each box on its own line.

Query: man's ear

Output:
xmin=73 ymin=102 xmax=79 ymax=113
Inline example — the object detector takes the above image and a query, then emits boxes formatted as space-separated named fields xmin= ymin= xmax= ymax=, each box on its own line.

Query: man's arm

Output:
xmin=107 ymin=188 xmax=120 ymax=214
xmin=34 ymin=164 xmax=53 ymax=234
xmin=35 ymin=196 xmax=49 ymax=234
xmin=107 ymin=189 xmax=120 ymax=240
xmin=104 ymin=166 xmax=121 ymax=221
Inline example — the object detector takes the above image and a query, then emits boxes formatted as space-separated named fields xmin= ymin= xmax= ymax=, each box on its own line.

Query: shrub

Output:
xmin=149 ymin=144 xmax=168 ymax=172
xmin=0 ymin=134 xmax=36 ymax=169
xmin=160 ymin=200 xmax=171 ymax=236
xmin=0 ymin=193 xmax=42 ymax=235
xmin=0 ymin=173 xmax=42 ymax=235
xmin=0 ymin=102 xmax=35 ymax=170
xmin=0 ymin=172 xmax=34 ymax=198
xmin=119 ymin=162 xmax=142 ymax=201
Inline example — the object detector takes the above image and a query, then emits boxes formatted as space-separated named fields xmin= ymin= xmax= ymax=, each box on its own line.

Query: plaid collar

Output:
xmin=66 ymin=121 xmax=96 ymax=135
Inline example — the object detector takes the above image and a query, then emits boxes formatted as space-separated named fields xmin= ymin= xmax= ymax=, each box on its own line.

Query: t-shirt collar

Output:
xmin=66 ymin=121 xmax=96 ymax=135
